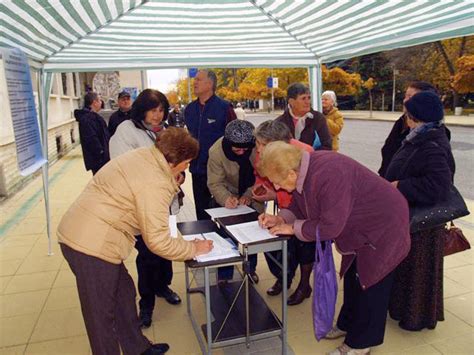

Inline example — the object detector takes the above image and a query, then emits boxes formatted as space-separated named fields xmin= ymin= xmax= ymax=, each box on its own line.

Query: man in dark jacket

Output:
xmin=108 ymin=91 xmax=132 ymax=137
xmin=74 ymin=92 xmax=110 ymax=175
xmin=167 ymin=104 xmax=184 ymax=127
xmin=378 ymin=81 xmax=451 ymax=177
xmin=185 ymin=69 xmax=236 ymax=220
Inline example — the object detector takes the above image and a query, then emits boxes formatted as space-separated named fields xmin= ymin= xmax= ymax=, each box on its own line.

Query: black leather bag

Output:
xmin=409 ymin=184 xmax=470 ymax=233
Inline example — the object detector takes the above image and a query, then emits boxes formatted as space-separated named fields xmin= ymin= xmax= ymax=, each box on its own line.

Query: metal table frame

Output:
xmin=179 ymin=218 xmax=288 ymax=355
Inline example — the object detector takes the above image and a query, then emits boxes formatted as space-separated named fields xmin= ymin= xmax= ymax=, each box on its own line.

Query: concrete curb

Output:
xmin=343 ymin=116 xmax=474 ymax=128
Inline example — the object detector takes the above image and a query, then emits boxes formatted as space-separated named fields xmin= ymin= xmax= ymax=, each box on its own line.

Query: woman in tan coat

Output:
xmin=57 ymin=128 xmax=213 ymax=355
xmin=322 ymin=90 xmax=344 ymax=151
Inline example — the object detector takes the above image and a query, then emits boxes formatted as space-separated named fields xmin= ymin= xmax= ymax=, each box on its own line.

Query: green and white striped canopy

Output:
xmin=1 ymin=0 xmax=473 ymax=72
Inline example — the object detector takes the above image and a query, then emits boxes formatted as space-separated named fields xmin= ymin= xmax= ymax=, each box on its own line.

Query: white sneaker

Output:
xmin=327 ymin=343 xmax=371 ymax=355
xmin=325 ymin=326 xmax=347 ymax=339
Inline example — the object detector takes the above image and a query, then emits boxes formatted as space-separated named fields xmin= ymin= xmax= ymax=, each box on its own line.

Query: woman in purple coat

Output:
xmin=257 ymin=142 xmax=411 ymax=355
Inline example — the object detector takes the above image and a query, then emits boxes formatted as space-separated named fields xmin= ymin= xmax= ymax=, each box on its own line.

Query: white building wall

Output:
xmin=0 ymin=61 xmax=81 ymax=197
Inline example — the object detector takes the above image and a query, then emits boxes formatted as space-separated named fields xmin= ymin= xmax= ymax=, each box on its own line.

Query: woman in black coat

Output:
xmin=384 ymin=91 xmax=455 ymax=331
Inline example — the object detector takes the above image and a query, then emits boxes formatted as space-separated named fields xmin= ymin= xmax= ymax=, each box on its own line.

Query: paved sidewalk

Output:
xmin=341 ymin=110 xmax=474 ymax=127
xmin=0 ymin=146 xmax=473 ymax=354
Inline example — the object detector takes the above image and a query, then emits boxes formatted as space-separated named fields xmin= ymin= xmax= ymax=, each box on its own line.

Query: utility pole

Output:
xmin=271 ymin=68 xmax=274 ymax=112
xmin=392 ymin=68 xmax=399 ymax=112
xmin=187 ymin=69 xmax=192 ymax=103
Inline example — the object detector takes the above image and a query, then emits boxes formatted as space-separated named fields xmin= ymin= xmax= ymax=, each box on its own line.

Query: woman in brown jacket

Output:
xmin=57 ymin=128 xmax=213 ymax=355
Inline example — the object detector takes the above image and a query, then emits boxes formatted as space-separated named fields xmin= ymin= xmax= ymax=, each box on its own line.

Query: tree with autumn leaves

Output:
xmin=173 ymin=66 xmax=365 ymax=104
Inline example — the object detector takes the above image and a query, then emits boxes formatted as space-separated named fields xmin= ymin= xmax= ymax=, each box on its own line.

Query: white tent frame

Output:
xmin=2 ymin=0 xmax=473 ymax=252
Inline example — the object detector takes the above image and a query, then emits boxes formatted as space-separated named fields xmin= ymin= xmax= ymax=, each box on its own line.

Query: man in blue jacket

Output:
xmin=185 ymin=70 xmax=236 ymax=220
xmin=74 ymin=92 xmax=110 ymax=175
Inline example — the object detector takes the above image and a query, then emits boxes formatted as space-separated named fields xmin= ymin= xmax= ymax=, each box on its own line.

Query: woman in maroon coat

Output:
xmin=257 ymin=142 xmax=410 ymax=355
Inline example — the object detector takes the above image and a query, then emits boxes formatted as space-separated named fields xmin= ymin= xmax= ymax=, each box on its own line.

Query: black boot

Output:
xmin=139 ymin=309 xmax=152 ymax=328
xmin=141 ymin=343 xmax=170 ymax=354
xmin=287 ymin=263 xmax=313 ymax=306
xmin=156 ymin=286 xmax=181 ymax=305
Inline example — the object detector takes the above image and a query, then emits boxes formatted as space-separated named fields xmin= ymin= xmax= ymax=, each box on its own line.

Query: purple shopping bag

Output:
xmin=312 ymin=227 xmax=338 ymax=341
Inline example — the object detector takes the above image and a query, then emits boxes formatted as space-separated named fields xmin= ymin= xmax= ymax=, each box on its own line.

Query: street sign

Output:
xmin=267 ymin=77 xmax=279 ymax=88
xmin=189 ymin=68 xmax=198 ymax=78
xmin=266 ymin=77 xmax=273 ymax=88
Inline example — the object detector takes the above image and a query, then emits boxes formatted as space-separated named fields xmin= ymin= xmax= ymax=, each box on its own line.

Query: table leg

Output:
xmin=185 ymin=264 xmax=191 ymax=315
xmin=245 ymin=247 xmax=250 ymax=348
xmin=204 ymin=266 xmax=212 ymax=355
xmin=282 ymin=240 xmax=288 ymax=355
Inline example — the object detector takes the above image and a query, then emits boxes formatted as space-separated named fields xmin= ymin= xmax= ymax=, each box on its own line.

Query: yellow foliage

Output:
xmin=363 ymin=77 xmax=376 ymax=90
xmin=452 ymin=55 xmax=474 ymax=94
xmin=165 ymin=90 xmax=179 ymax=105
xmin=322 ymin=66 xmax=363 ymax=95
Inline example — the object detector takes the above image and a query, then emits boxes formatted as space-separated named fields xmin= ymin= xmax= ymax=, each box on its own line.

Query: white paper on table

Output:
xmin=226 ymin=221 xmax=277 ymax=244
xmin=194 ymin=232 xmax=240 ymax=262
xmin=182 ymin=234 xmax=203 ymax=242
xmin=169 ymin=215 xmax=178 ymax=238
xmin=204 ymin=205 xmax=255 ymax=220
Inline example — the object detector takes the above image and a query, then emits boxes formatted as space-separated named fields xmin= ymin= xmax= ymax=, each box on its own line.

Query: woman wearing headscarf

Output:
xmin=322 ymin=90 xmax=344 ymax=151
xmin=57 ymin=128 xmax=213 ymax=355
xmin=110 ymin=89 xmax=183 ymax=329
xmin=275 ymin=83 xmax=332 ymax=305
xmin=383 ymin=91 xmax=455 ymax=331
xmin=207 ymin=119 xmax=264 ymax=284
xmin=257 ymin=141 xmax=410 ymax=355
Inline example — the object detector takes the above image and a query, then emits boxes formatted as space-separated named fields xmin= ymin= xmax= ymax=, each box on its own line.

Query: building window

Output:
xmin=73 ymin=73 xmax=78 ymax=97
xmin=61 ymin=73 xmax=68 ymax=96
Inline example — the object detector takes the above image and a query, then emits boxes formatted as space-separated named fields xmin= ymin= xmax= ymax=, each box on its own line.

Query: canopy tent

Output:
xmin=1 ymin=0 xmax=474 ymax=252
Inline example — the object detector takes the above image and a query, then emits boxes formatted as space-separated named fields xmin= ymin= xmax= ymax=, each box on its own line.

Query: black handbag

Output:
xmin=409 ymin=184 xmax=470 ymax=233
xmin=398 ymin=141 xmax=470 ymax=233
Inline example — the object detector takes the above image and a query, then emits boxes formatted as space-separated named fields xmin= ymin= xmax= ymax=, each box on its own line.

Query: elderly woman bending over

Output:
xmin=58 ymin=128 xmax=213 ymax=355
xmin=257 ymin=142 xmax=410 ymax=355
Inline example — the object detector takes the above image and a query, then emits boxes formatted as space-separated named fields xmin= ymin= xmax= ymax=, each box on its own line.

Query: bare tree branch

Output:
xmin=435 ymin=41 xmax=455 ymax=75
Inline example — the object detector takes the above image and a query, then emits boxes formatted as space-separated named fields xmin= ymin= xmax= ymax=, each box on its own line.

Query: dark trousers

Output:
xmin=264 ymin=250 xmax=296 ymax=284
xmin=285 ymin=238 xmax=315 ymax=283
xmin=135 ymin=235 xmax=173 ymax=312
xmin=337 ymin=261 xmax=395 ymax=349
xmin=60 ymin=244 xmax=150 ymax=355
xmin=191 ymin=173 xmax=212 ymax=220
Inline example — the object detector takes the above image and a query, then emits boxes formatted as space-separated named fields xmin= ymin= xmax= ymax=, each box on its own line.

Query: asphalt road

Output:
xmin=245 ymin=113 xmax=474 ymax=200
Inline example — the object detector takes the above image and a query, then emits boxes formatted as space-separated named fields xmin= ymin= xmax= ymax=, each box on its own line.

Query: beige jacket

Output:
xmin=207 ymin=138 xmax=264 ymax=213
xmin=57 ymin=146 xmax=196 ymax=264
xmin=325 ymin=108 xmax=344 ymax=151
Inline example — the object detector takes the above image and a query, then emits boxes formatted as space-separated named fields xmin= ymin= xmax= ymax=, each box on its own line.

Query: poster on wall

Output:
xmin=1 ymin=47 xmax=46 ymax=176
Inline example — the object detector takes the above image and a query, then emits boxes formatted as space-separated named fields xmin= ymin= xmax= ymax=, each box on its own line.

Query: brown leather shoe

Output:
xmin=287 ymin=286 xmax=312 ymax=306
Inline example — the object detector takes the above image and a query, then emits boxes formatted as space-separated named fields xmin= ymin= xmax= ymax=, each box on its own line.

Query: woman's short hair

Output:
xmin=255 ymin=120 xmax=292 ymax=143
xmin=287 ymin=83 xmax=310 ymax=100
xmin=258 ymin=141 xmax=303 ymax=182
xmin=131 ymin=89 xmax=170 ymax=122
xmin=322 ymin=90 xmax=337 ymax=107
xmin=156 ymin=127 xmax=199 ymax=165
xmin=408 ymin=81 xmax=438 ymax=94
xmin=84 ymin=92 xmax=98 ymax=108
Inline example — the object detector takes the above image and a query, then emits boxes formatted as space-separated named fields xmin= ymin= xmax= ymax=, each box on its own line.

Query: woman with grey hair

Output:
xmin=322 ymin=90 xmax=344 ymax=151
xmin=274 ymin=83 xmax=332 ymax=305
xmin=252 ymin=120 xmax=313 ymax=297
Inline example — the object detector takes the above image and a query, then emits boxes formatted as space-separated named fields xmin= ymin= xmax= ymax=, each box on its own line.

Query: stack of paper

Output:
xmin=226 ymin=221 xmax=277 ymax=244
xmin=182 ymin=232 xmax=240 ymax=262
xmin=204 ymin=205 xmax=255 ymax=220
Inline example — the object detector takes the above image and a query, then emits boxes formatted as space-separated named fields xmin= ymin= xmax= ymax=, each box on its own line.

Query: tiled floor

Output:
xmin=0 ymin=146 xmax=473 ymax=354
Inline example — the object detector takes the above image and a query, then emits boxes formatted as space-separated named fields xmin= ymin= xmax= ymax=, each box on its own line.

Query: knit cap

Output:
xmin=404 ymin=91 xmax=444 ymax=122
xmin=224 ymin=120 xmax=255 ymax=148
